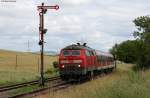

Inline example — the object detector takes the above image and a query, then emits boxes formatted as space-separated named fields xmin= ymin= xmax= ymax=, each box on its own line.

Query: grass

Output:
xmin=104 ymin=70 xmax=150 ymax=98
xmin=36 ymin=63 xmax=150 ymax=98
xmin=0 ymin=49 xmax=58 ymax=86
xmin=8 ymin=85 xmax=39 ymax=97
xmin=1 ymin=50 xmax=150 ymax=98
xmin=8 ymin=80 xmax=56 ymax=97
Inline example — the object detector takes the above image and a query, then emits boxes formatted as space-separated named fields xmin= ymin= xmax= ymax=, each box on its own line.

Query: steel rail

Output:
xmin=8 ymin=81 xmax=69 ymax=98
xmin=0 ymin=76 xmax=60 ymax=92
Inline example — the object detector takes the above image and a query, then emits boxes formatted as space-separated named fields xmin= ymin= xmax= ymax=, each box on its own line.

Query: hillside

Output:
xmin=33 ymin=51 xmax=58 ymax=56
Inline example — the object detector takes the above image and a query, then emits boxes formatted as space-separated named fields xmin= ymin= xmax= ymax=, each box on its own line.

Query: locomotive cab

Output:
xmin=59 ymin=44 xmax=90 ymax=80
xmin=59 ymin=49 xmax=84 ymax=68
xmin=59 ymin=49 xmax=87 ymax=80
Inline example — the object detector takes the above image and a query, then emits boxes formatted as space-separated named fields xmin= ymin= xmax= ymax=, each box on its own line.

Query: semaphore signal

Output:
xmin=37 ymin=2 xmax=59 ymax=86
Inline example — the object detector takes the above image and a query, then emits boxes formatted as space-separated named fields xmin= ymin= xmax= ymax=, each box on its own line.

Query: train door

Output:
xmin=90 ymin=51 xmax=95 ymax=66
xmin=85 ymin=50 xmax=91 ymax=68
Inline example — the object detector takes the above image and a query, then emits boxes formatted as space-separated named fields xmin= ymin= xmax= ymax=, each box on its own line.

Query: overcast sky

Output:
xmin=0 ymin=0 xmax=150 ymax=52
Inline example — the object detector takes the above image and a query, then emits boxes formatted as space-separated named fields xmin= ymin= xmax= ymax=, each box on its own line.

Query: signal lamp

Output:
xmin=38 ymin=40 xmax=42 ymax=45
xmin=43 ymin=29 xmax=47 ymax=34
xmin=78 ymin=65 xmax=81 ymax=67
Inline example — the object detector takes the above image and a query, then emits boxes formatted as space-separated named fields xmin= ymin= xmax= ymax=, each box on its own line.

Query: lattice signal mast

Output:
xmin=37 ymin=3 xmax=59 ymax=86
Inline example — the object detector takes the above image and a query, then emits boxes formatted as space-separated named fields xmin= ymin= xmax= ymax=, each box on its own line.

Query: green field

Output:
xmin=36 ymin=63 xmax=150 ymax=98
xmin=0 ymin=50 xmax=58 ymax=86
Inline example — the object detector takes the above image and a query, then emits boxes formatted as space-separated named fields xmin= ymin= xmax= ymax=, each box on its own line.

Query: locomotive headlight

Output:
xmin=61 ymin=65 xmax=65 ymax=68
xmin=78 ymin=65 xmax=81 ymax=67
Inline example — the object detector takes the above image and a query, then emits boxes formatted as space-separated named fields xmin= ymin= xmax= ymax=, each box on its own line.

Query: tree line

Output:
xmin=110 ymin=15 xmax=150 ymax=70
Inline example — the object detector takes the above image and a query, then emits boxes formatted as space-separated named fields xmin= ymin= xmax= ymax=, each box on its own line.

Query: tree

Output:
xmin=110 ymin=40 xmax=138 ymax=63
xmin=133 ymin=15 xmax=150 ymax=40
xmin=110 ymin=15 xmax=150 ymax=69
xmin=133 ymin=15 xmax=150 ymax=69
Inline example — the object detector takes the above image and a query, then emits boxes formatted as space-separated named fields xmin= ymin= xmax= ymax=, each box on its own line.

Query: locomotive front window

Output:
xmin=72 ymin=50 xmax=80 ymax=56
xmin=62 ymin=50 xmax=80 ymax=56
xmin=63 ymin=50 xmax=70 ymax=56
xmin=85 ymin=50 xmax=91 ymax=56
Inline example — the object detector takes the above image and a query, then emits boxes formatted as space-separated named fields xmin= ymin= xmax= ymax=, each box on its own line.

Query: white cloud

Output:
xmin=63 ymin=0 xmax=91 ymax=5
xmin=0 ymin=0 xmax=150 ymax=52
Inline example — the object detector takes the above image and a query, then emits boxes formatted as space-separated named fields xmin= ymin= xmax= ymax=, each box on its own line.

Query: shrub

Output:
xmin=53 ymin=61 xmax=59 ymax=69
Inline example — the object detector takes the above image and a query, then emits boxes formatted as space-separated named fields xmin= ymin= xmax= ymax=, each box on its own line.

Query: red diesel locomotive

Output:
xmin=58 ymin=43 xmax=115 ymax=80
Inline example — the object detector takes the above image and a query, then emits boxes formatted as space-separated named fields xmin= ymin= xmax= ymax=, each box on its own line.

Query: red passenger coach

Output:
xmin=58 ymin=43 xmax=115 ymax=80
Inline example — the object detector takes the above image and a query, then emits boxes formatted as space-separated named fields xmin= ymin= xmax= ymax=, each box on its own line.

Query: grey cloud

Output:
xmin=0 ymin=0 xmax=150 ymax=52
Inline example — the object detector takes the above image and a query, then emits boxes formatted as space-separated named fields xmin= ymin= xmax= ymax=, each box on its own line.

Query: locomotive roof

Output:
xmin=62 ymin=44 xmax=113 ymax=58
xmin=95 ymin=50 xmax=113 ymax=57
xmin=63 ymin=44 xmax=93 ymax=51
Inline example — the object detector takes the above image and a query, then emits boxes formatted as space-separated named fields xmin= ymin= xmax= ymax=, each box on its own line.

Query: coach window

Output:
xmin=86 ymin=50 xmax=91 ymax=56
xmin=98 ymin=55 xmax=101 ymax=62
xmin=101 ymin=56 xmax=105 ymax=62
xmin=89 ymin=51 xmax=92 ymax=56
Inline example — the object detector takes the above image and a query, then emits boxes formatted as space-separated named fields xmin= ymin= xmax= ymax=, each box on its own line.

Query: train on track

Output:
xmin=58 ymin=43 xmax=115 ymax=81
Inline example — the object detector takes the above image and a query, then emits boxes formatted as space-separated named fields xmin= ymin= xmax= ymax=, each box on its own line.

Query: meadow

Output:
xmin=1 ymin=50 xmax=150 ymax=98
xmin=0 ymin=50 xmax=58 ymax=86
xmin=36 ymin=63 xmax=150 ymax=98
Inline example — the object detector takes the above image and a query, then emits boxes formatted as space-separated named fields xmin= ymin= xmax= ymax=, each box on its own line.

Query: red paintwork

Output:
xmin=59 ymin=49 xmax=85 ymax=68
xmin=59 ymin=47 xmax=114 ymax=70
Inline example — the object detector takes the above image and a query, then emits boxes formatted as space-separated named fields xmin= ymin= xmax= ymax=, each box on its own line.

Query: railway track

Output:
xmin=0 ymin=76 xmax=71 ymax=98
xmin=0 ymin=71 xmax=112 ymax=98
xmin=9 ymin=81 xmax=70 ymax=98
xmin=15 ymin=72 xmax=110 ymax=98
xmin=0 ymin=76 xmax=60 ymax=92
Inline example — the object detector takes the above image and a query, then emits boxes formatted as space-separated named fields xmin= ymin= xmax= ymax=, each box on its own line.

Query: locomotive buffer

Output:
xmin=37 ymin=3 xmax=59 ymax=86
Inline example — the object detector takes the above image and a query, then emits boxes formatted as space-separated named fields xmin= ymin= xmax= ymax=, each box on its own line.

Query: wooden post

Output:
xmin=15 ymin=55 xmax=18 ymax=69
xmin=38 ymin=57 xmax=40 ymax=72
